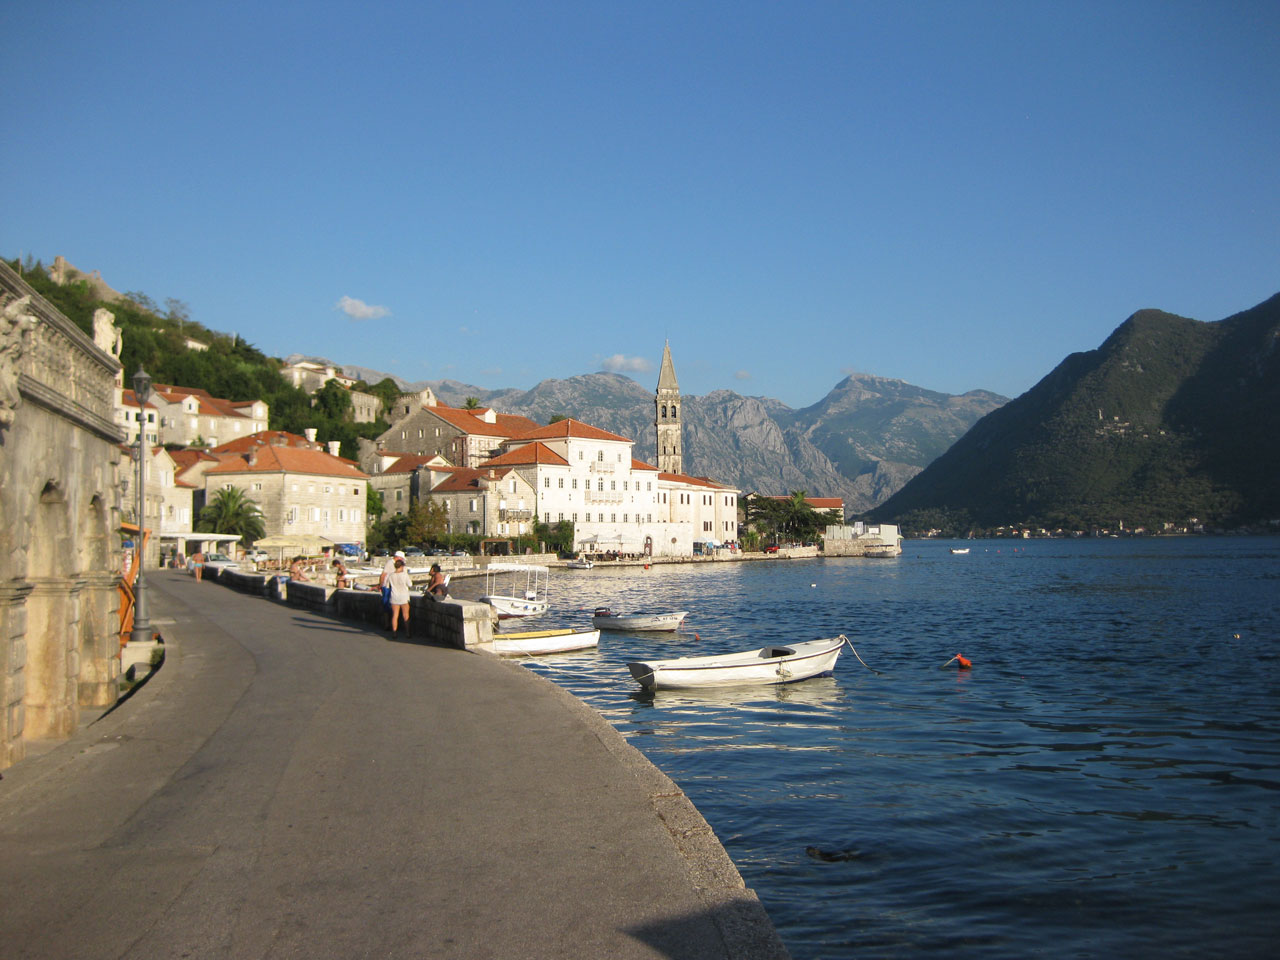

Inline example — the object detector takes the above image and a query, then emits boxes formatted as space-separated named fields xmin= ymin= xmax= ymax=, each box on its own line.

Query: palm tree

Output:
xmin=463 ymin=396 xmax=481 ymax=409
xmin=198 ymin=486 xmax=266 ymax=546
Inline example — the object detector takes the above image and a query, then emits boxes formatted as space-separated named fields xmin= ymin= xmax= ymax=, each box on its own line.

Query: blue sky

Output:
xmin=4 ymin=1 xmax=1277 ymax=408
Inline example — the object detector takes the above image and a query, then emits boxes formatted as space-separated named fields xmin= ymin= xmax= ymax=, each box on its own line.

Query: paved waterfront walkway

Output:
xmin=0 ymin=571 xmax=789 ymax=960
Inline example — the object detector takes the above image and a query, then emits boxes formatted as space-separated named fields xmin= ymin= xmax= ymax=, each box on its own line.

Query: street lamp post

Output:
xmin=129 ymin=366 xmax=153 ymax=646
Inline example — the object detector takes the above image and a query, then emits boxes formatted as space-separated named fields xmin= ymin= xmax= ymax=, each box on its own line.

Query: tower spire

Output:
xmin=655 ymin=341 xmax=682 ymax=474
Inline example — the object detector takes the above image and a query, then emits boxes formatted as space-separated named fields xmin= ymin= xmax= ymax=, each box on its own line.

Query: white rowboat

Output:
xmin=491 ymin=626 xmax=600 ymax=657
xmin=627 ymin=636 xmax=847 ymax=690
xmin=480 ymin=563 xmax=550 ymax=619
xmin=591 ymin=608 xmax=688 ymax=632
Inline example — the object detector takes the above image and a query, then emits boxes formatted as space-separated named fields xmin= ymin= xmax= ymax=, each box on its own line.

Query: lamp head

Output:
xmin=132 ymin=366 xmax=153 ymax=406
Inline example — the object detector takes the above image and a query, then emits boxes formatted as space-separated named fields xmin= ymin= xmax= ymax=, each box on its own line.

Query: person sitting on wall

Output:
xmin=289 ymin=556 xmax=310 ymax=581
xmin=427 ymin=563 xmax=449 ymax=600
xmin=332 ymin=558 xmax=349 ymax=589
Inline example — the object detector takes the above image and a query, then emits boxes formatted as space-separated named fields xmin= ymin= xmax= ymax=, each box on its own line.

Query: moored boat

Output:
xmin=591 ymin=607 xmax=688 ymax=632
xmin=627 ymin=636 xmax=847 ymax=690
xmin=490 ymin=626 xmax=600 ymax=657
xmin=480 ymin=563 xmax=550 ymax=618
xmin=950 ymin=547 xmax=970 ymax=554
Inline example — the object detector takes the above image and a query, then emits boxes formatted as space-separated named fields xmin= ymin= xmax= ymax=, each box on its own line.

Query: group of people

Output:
xmin=379 ymin=551 xmax=448 ymax=637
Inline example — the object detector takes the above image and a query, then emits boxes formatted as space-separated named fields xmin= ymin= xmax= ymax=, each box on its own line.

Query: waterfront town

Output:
xmin=0 ymin=258 xmax=900 ymax=773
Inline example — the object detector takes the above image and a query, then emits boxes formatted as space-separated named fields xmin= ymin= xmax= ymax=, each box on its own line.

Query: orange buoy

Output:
xmin=955 ymin=654 xmax=972 ymax=669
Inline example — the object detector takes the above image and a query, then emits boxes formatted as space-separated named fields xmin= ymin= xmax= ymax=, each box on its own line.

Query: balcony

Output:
xmin=589 ymin=461 xmax=616 ymax=474
xmin=584 ymin=490 xmax=624 ymax=504
xmin=499 ymin=509 xmax=534 ymax=522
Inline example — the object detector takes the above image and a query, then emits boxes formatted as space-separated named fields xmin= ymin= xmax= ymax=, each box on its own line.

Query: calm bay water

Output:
xmin=520 ymin=538 xmax=1280 ymax=959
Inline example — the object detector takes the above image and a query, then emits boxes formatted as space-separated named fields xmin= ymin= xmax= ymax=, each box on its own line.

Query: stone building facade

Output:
xmin=202 ymin=440 xmax=370 ymax=547
xmin=1 ymin=261 xmax=125 ymax=769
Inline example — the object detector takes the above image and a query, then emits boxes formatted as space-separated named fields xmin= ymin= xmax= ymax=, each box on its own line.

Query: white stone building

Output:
xmin=202 ymin=440 xmax=370 ymax=548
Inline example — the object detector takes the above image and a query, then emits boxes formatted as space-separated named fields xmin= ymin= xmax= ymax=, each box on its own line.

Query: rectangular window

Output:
xmin=558 ymin=513 xmax=564 ymax=522
xmin=623 ymin=514 xmax=628 ymax=523
xmin=572 ymin=479 xmax=578 ymax=490
xmin=572 ymin=512 xmax=578 ymax=522
xmin=610 ymin=480 xmax=616 ymax=491
xmin=469 ymin=499 xmax=477 ymax=513
xmin=544 ymin=478 xmax=550 ymax=488
xmin=610 ymin=513 xmax=616 ymax=523
xmin=558 ymin=478 xmax=564 ymax=489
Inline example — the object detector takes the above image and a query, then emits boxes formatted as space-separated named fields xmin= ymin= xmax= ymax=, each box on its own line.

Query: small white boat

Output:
xmin=591 ymin=607 xmax=688 ymax=632
xmin=480 ymin=563 xmax=550 ymax=618
xmin=565 ymin=559 xmax=594 ymax=569
xmin=627 ymin=636 xmax=847 ymax=690
xmin=950 ymin=547 xmax=970 ymax=555
xmin=490 ymin=626 xmax=600 ymax=657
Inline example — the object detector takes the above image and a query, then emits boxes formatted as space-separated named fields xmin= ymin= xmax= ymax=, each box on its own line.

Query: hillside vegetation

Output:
xmin=6 ymin=256 xmax=390 ymax=458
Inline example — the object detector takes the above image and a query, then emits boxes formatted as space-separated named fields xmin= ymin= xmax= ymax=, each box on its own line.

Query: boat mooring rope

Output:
xmin=840 ymin=635 xmax=884 ymax=675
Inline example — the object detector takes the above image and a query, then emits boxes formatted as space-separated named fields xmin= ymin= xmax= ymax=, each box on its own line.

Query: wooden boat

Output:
xmin=591 ymin=607 xmax=688 ymax=632
xmin=627 ymin=636 xmax=847 ymax=690
xmin=490 ymin=626 xmax=600 ymax=657
xmin=480 ymin=563 xmax=550 ymax=618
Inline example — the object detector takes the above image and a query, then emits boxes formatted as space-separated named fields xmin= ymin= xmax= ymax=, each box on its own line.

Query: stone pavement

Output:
xmin=0 ymin=569 xmax=790 ymax=960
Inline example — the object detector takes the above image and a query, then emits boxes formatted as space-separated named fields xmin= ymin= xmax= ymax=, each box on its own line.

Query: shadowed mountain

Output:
xmin=869 ymin=292 xmax=1280 ymax=531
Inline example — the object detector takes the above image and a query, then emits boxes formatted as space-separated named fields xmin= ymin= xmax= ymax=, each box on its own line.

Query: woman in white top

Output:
xmin=387 ymin=558 xmax=413 ymax=637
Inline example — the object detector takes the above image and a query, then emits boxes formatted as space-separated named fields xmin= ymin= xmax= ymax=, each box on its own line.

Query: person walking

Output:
xmin=387 ymin=557 xmax=413 ymax=637
xmin=191 ymin=549 xmax=205 ymax=582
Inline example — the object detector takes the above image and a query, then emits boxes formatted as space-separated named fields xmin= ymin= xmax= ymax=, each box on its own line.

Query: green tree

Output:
xmin=314 ymin=379 xmax=353 ymax=421
xmin=406 ymin=501 xmax=447 ymax=545
xmin=464 ymin=396 xmax=481 ymax=410
xmin=367 ymin=486 xmax=385 ymax=521
xmin=197 ymin=487 xmax=266 ymax=546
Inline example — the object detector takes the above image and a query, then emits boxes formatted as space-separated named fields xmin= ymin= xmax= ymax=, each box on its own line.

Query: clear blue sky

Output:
xmin=4 ymin=1 xmax=1277 ymax=408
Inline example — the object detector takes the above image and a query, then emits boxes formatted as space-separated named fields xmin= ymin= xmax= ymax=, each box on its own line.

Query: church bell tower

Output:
xmin=655 ymin=341 xmax=682 ymax=474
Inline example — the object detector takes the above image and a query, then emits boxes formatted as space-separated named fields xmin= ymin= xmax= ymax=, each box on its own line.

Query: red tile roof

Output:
xmin=382 ymin=454 xmax=448 ymax=474
xmin=425 ymin=404 xmax=541 ymax=439
xmin=205 ymin=444 xmax=369 ymax=479
xmin=481 ymin=442 xmax=570 ymax=467
xmin=212 ymin=431 xmax=318 ymax=454
xmin=631 ymin=458 xmax=659 ymax=472
xmin=429 ymin=466 xmax=514 ymax=493
xmin=764 ymin=495 xmax=843 ymax=509
xmin=515 ymin=418 xmax=631 ymax=443
xmin=659 ymin=472 xmax=736 ymax=490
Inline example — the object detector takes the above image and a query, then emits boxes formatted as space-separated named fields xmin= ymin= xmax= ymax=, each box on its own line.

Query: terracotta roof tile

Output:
xmin=212 ymin=431 xmax=316 ymax=454
xmin=425 ymin=404 xmax=541 ymax=438
xmin=515 ymin=418 xmax=631 ymax=443
xmin=481 ymin=442 xmax=570 ymax=467
xmin=205 ymin=444 xmax=368 ymax=480
xmin=429 ymin=466 xmax=513 ymax=493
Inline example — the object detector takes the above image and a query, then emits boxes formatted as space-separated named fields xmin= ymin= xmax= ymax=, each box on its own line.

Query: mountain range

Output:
xmin=309 ymin=357 xmax=1008 ymax=512
xmin=869 ymin=292 xmax=1280 ymax=531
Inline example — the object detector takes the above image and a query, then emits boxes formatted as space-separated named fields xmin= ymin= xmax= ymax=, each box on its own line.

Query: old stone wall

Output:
xmin=1 ymin=261 xmax=125 ymax=769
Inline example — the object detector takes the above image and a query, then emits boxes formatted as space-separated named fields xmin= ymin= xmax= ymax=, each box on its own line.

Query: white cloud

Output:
xmin=734 ymin=370 xmax=752 ymax=381
xmin=600 ymin=354 xmax=653 ymax=374
xmin=335 ymin=296 xmax=390 ymax=321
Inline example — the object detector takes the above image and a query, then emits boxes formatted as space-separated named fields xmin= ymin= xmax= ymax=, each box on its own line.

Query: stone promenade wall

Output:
xmin=209 ymin=569 xmax=493 ymax=651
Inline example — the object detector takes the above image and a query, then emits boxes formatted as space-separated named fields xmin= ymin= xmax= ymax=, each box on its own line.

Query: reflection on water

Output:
xmin=522 ymin=539 xmax=1280 ymax=959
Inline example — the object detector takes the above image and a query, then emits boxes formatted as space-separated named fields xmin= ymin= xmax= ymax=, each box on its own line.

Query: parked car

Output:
xmin=199 ymin=552 xmax=240 ymax=575
xmin=248 ymin=550 xmax=270 ymax=564
xmin=403 ymin=546 xmax=425 ymax=558
xmin=764 ymin=545 xmax=780 ymax=554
